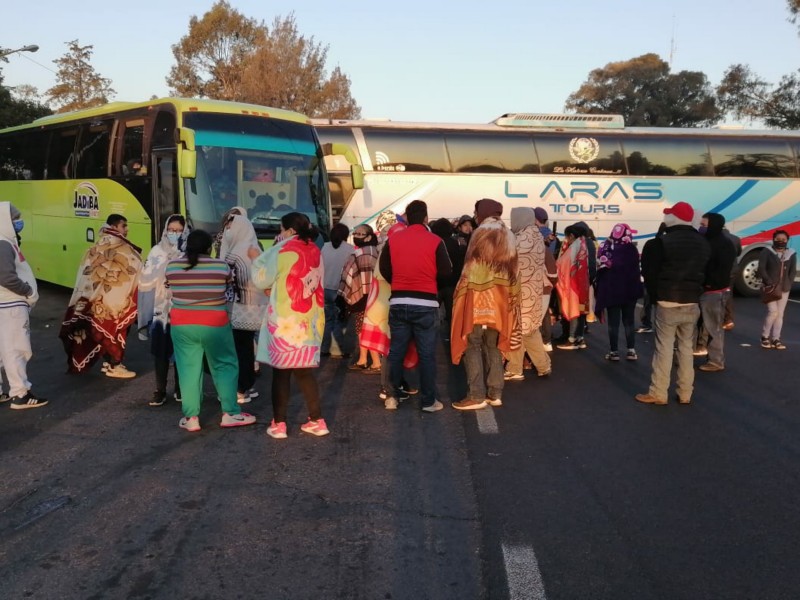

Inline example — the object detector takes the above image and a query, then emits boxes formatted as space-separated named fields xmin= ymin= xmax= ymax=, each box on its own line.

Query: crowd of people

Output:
xmin=0 ymin=198 xmax=796 ymax=432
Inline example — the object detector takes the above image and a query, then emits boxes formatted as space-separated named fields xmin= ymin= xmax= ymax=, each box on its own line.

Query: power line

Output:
xmin=18 ymin=52 xmax=58 ymax=75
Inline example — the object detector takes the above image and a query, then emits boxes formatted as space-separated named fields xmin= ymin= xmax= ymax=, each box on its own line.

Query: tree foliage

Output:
xmin=0 ymin=72 xmax=51 ymax=128
xmin=565 ymin=53 xmax=721 ymax=127
xmin=168 ymin=2 xmax=360 ymax=118
xmin=717 ymin=64 xmax=800 ymax=129
xmin=168 ymin=0 xmax=264 ymax=100
xmin=789 ymin=0 xmax=800 ymax=32
xmin=45 ymin=40 xmax=115 ymax=113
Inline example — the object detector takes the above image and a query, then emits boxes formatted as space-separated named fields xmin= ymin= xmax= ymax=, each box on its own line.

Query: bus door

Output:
xmin=115 ymin=118 xmax=153 ymax=223
xmin=151 ymin=150 xmax=179 ymax=239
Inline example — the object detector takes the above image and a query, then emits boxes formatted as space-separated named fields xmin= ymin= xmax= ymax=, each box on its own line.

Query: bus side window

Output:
xmin=46 ymin=128 xmax=78 ymax=180
xmin=75 ymin=121 xmax=113 ymax=178
xmin=120 ymin=121 xmax=145 ymax=176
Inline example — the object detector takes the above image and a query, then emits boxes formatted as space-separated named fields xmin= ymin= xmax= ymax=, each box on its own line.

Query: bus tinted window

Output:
xmin=624 ymin=137 xmax=712 ymax=176
xmin=152 ymin=110 xmax=176 ymax=149
xmin=535 ymin=135 xmax=626 ymax=175
xmin=75 ymin=121 xmax=112 ymax=178
xmin=709 ymin=139 xmax=796 ymax=177
xmin=445 ymin=132 xmax=538 ymax=173
xmin=361 ymin=129 xmax=449 ymax=172
xmin=47 ymin=128 xmax=78 ymax=179
xmin=0 ymin=131 xmax=47 ymax=180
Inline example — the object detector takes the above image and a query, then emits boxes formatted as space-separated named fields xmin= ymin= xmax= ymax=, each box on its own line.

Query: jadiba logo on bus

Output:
xmin=73 ymin=182 xmax=100 ymax=218
xmin=568 ymin=138 xmax=600 ymax=164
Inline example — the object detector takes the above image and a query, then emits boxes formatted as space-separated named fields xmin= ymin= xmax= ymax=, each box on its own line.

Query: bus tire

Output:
xmin=734 ymin=251 xmax=763 ymax=297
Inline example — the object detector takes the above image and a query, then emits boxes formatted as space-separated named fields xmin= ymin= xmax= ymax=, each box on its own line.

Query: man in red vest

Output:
xmin=379 ymin=200 xmax=452 ymax=412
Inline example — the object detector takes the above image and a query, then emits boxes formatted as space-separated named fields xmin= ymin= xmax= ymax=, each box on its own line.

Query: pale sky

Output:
xmin=1 ymin=0 xmax=798 ymax=123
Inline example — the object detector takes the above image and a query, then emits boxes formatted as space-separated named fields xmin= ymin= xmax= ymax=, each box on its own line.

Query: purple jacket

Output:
xmin=594 ymin=243 xmax=643 ymax=316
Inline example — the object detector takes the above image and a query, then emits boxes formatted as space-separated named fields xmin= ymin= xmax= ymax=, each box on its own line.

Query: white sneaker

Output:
xmin=384 ymin=397 xmax=398 ymax=410
xmin=179 ymin=416 xmax=201 ymax=432
xmin=543 ymin=343 xmax=553 ymax=352
xmin=220 ymin=412 xmax=256 ymax=428
xmin=105 ymin=364 xmax=136 ymax=379
xmin=237 ymin=391 xmax=252 ymax=404
xmin=246 ymin=388 xmax=259 ymax=398
xmin=421 ymin=400 xmax=444 ymax=412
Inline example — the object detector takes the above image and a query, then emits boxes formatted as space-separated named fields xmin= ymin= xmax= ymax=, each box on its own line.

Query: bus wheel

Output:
xmin=734 ymin=251 xmax=762 ymax=297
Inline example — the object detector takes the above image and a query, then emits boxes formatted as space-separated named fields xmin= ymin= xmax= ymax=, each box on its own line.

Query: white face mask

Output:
xmin=166 ymin=232 xmax=181 ymax=245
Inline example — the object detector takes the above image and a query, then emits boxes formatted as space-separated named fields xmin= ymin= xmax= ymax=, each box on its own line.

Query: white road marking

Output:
xmin=476 ymin=407 xmax=499 ymax=434
xmin=502 ymin=543 xmax=547 ymax=600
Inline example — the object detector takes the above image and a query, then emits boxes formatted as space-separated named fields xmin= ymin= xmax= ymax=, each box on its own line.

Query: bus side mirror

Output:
xmin=176 ymin=127 xmax=197 ymax=179
xmin=351 ymin=164 xmax=364 ymax=189
xmin=322 ymin=142 xmax=363 ymax=189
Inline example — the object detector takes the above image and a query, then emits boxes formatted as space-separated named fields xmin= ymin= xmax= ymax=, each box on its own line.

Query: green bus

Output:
xmin=0 ymin=97 xmax=362 ymax=287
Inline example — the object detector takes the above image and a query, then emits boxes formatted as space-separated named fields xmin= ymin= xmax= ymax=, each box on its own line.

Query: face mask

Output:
xmin=12 ymin=219 xmax=24 ymax=233
xmin=698 ymin=226 xmax=708 ymax=235
xmin=774 ymin=241 xmax=788 ymax=249
xmin=166 ymin=232 xmax=181 ymax=245
xmin=353 ymin=236 xmax=369 ymax=247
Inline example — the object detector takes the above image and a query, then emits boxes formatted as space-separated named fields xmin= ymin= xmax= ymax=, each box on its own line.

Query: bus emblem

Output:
xmin=569 ymin=137 xmax=600 ymax=164
xmin=73 ymin=182 xmax=100 ymax=218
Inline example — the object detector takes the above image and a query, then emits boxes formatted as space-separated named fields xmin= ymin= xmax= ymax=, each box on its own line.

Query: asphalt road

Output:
xmin=0 ymin=284 xmax=798 ymax=599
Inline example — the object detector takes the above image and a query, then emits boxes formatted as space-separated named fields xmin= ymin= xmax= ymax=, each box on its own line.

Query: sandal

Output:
xmin=365 ymin=365 xmax=382 ymax=373
xmin=348 ymin=362 xmax=368 ymax=371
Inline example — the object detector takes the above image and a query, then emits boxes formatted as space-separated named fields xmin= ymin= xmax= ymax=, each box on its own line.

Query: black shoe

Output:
xmin=320 ymin=351 xmax=332 ymax=357
xmin=149 ymin=391 xmax=167 ymax=407
xmin=9 ymin=391 xmax=48 ymax=410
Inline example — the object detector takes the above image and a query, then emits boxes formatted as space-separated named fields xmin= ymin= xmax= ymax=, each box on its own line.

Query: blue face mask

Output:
xmin=698 ymin=226 xmax=708 ymax=235
xmin=12 ymin=219 xmax=24 ymax=233
xmin=166 ymin=232 xmax=181 ymax=245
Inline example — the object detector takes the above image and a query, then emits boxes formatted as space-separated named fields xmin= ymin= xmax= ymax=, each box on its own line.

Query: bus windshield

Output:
xmin=183 ymin=113 xmax=329 ymax=237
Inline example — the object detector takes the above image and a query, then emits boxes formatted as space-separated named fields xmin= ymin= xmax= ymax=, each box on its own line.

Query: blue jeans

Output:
xmin=463 ymin=325 xmax=505 ymax=401
xmin=322 ymin=288 xmax=346 ymax=355
xmin=388 ymin=304 xmax=438 ymax=407
xmin=699 ymin=291 xmax=727 ymax=367
xmin=648 ymin=304 xmax=700 ymax=402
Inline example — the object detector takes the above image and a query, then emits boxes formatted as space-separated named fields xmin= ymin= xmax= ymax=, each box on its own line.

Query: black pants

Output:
xmin=152 ymin=323 xmax=180 ymax=395
xmin=606 ymin=302 xmax=636 ymax=352
xmin=271 ymin=367 xmax=321 ymax=423
xmin=232 ymin=328 xmax=256 ymax=394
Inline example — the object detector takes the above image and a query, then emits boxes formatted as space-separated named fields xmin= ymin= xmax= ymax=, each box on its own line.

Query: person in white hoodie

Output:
xmin=0 ymin=202 xmax=47 ymax=409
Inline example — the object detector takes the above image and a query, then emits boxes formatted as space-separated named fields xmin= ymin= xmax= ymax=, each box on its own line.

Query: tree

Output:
xmin=168 ymin=4 xmax=360 ymax=118
xmin=238 ymin=15 xmax=361 ymax=118
xmin=789 ymin=0 xmax=800 ymax=32
xmin=717 ymin=64 xmax=800 ymax=129
xmin=45 ymin=40 xmax=114 ymax=113
xmin=0 ymin=72 xmax=51 ymax=128
xmin=565 ymin=53 xmax=721 ymax=127
xmin=167 ymin=0 xmax=264 ymax=100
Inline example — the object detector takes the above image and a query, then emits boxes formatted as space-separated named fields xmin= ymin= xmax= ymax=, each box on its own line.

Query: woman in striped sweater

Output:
xmin=165 ymin=230 xmax=256 ymax=432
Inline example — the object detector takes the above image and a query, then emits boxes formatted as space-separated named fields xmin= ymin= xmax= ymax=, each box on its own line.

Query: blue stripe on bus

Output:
xmin=194 ymin=132 xmax=317 ymax=155
xmin=708 ymin=180 xmax=758 ymax=214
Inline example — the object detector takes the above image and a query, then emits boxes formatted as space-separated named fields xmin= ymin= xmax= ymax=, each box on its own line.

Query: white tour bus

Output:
xmin=314 ymin=113 xmax=800 ymax=296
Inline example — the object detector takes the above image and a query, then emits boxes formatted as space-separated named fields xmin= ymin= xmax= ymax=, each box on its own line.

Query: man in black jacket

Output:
xmin=696 ymin=213 xmax=737 ymax=372
xmin=636 ymin=202 xmax=711 ymax=405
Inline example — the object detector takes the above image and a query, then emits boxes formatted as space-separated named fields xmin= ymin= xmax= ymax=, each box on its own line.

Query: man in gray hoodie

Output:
xmin=0 ymin=202 xmax=47 ymax=409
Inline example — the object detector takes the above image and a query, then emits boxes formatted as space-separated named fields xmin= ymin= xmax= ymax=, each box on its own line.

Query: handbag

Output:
xmin=761 ymin=261 xmax=784 ymax=304
xmin=230 ymin=301 xmax=266 ymax=331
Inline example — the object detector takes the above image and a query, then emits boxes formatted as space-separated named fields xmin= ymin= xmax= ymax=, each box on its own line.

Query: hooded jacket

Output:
xmin=759 ymin=246 xmax=797 ymax=293
xmin=138 ymin=214 xmax=188 ymax=330
xmin=0 ymin=202 xmax=38 ymax=309
xmin=703 ymin=213 xmax=738 ymax=291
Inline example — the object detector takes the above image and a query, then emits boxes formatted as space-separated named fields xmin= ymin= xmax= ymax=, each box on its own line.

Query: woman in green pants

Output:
xmin=165 ymin=230 xmax=256 ymax=432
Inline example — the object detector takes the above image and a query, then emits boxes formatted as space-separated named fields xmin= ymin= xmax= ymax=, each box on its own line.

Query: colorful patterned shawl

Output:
xmin=252 ymin=235 xmax=324 ymax=369
xmin=450 ymin=217 xmax=520 ymax=364
xmin=59 ymin=227 xmax=143 ymax=373
xmin=555 ymin=236 xmax=590 ymax=321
